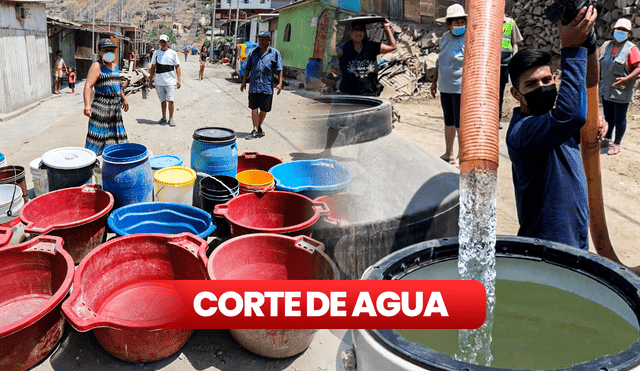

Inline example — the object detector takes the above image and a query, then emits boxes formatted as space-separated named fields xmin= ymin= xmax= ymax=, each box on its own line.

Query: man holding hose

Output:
xmin=506 ymin=6 xmax=606 ymax=250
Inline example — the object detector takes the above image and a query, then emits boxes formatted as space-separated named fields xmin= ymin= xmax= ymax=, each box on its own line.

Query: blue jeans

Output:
xmin=602 ymin=98 xmax=628 ymax=145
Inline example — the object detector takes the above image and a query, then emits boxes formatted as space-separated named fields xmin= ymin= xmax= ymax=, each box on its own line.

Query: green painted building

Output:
xmin=275 ymin=0 xmax=356 ymax=74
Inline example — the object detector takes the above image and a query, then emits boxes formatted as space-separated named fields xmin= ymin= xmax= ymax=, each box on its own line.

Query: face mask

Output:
xmin=102 ymin=52 xmax=115 ymax=63
xmin=520 ymin=84 xmax=558 ymax=116
xmin=613 ymin=30 xmax=628 ymax=43
xmin=452 ymin=26 xmax=466 ymax=36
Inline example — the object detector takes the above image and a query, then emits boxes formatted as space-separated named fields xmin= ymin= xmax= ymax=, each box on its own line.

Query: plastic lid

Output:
xmin=41 ymin=147 xmax=97 ymax=170
xmin=193 ymin=127 xmax=236 ymax=143
xmin=0 ymin=184 xmax=22 ymax=208
xmin=150 ymin=154 xmax=183 ymax=170
xmin=29 ymin=158 xmax=42 ymax=170
xmin=154 ymin=166 xmax=197 ymax=186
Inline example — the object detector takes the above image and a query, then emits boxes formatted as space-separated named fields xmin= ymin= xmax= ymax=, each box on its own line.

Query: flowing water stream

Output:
xmin=457 ymin=168 xmax=497 ymax=366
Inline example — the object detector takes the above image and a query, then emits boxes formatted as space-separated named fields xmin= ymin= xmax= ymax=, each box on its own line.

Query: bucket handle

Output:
xmin=0 ymin=226 xmax=13 ymax=247
xmin=206 ymin=174 xmax=239 ymax=198
xmin=323 ymin=216 xmax=349 ymax=228
xmin=5 ymin=165 xmax=18 ymax=218
xmin=312 ymin=201 xmax=330 ymax=216
xmin=23 ymin=235 xmax=64 ymax=255
xmin=24 ymin=222 xmax=55 ymax=235
xmin=81 ymin=184 xmax=98 ymax=193
xmin=294 ymin=235 xmax=325 ymax=253
xmin=243 ymin=152 xmax=258 ymax=159
xmin=167 ymin=233 xmax=209 ymax=262
xmin=213 ymin=203 xmax=228 ymax=216
xmin=155 ymin=185 xmax=166 ymax=200
xmin=63 ymin=299 xmax=108 ymax=332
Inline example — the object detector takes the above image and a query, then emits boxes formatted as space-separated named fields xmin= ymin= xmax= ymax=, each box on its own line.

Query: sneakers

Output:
xmin=157 ymin=118 xmax=167 ymax=125
xmin=168 ymin=119 xmax=176 ymax=127
xmin=246 ymin=128 xmax=265 ymax=140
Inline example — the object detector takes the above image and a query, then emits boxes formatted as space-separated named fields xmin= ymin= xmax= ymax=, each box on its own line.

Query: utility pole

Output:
xmin=233 ymin=0 xmax=241 ymax=47
xmin=92 ymin=0 xmax=96 ymax=62
xmin=211 ymin=0 xmax=216 ymax=54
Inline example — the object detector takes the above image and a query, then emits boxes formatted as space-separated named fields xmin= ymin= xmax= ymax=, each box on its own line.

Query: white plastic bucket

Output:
xmin=29 ymin=158 xmax=49 ymax=197
xmin=153 ymin=167 xmax=197 ymax=205
xmin=0 ymin=185 xmax=24 ymax=227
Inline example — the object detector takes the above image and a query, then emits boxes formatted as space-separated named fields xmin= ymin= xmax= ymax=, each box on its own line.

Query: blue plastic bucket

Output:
xmin=305 ymin=58 xmax=322 ymax=89
xmin=150 ymin=154 xmax=183 ymax=170
xmin=191 ymin=127 xmax=238 ymax=207
xmin=269 ymin=159 xmax=354 ymax=198
xmin=108 ymin=202 xmax=216 ymax=239
xmin=102 ymin=143 xmax=153 ymax=209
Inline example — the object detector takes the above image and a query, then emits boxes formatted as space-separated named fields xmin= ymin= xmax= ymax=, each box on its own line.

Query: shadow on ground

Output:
xmin=136 ymin=118 xmax=162 ymax=126
xmin=48 ymin=323 xmax=300 ymax=371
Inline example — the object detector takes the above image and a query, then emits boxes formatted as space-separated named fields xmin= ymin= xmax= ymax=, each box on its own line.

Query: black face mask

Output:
xmin=520 ymin=84 xmax=558 ymax=116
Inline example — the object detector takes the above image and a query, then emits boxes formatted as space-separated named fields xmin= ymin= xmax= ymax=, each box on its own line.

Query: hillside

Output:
xmin=46 ymin=0 xmax=203 ymax=32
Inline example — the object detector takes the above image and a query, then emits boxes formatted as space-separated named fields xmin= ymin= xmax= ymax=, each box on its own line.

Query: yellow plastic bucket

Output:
xmin=236 ymin=170 xmax=274 ymax=187
xmin=153 ymin=166 xmax=197 ymax=205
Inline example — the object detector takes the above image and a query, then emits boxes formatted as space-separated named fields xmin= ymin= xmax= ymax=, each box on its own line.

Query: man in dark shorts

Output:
xmin=240 ymin=31 xmax=283 ymax=140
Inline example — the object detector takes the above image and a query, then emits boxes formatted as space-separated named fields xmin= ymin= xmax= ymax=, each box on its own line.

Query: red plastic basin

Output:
xmin=0 ymin=226 xmax=12 ymax=247
xmin=0 ymin=236 xmax=74 ymax=371
xmin=213 ymin=191 xmax=329 ymax=237
xmin=61 ymin=233 xmax=208 ymax=363
xmin=20 ymin=184 xmax=114 ymax=264
xmin=206 ymin=233 xmax=339 ymax=358
xmin=237 ymin=152 xmax=283 ymax=173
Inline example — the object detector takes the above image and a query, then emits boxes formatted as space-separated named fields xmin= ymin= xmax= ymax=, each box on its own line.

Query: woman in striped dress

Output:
xmin=83 ymin=38 xmax=129 ymax=156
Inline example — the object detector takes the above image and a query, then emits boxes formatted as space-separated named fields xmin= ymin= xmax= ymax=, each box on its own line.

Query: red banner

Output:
xmin=138 ymin=280 xmax=486 ymax=329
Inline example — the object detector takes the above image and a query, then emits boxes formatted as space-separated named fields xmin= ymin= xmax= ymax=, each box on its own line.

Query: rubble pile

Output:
xmin=120 ymin=64 xmax=150 ymax=96
xmin=513 ymin=0 xmax=640 ymax=53
xmin=371 ymin=21 xmax=445 ymax=101
xmin=372 ymin=5 xmax=640 ymax=101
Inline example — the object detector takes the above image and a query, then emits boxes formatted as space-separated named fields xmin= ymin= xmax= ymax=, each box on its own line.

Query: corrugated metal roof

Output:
xmin=47 ymin=16 xmax=132 ymax=42
xmin=273 ymin=0 xmax=317 ymax=12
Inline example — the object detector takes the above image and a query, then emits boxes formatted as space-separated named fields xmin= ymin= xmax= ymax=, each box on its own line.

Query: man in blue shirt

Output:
xmin=506 ymin=6 xmax=602 ymax=250
xmin=240 ymin=31 xmax=283 ymax=140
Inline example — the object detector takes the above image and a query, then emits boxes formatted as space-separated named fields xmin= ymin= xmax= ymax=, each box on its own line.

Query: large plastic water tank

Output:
xmin=307 ymin=95 xmax=459 ymax=279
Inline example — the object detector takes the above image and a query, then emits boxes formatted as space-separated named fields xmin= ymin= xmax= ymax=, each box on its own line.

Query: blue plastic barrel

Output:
xmin=191 ymin=127 xmax=238 ymax=207
xmin=305 ymin=58 xmax=323 ymax=89
xmin=102 ymin=143 xmax=153 ymax=209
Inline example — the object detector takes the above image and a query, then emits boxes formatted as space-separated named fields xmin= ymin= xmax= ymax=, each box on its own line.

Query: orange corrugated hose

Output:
xmin=582 ymin=56 xmax=640 ymax=273
xmin=458 ymin=0 xmax=504 ymax=173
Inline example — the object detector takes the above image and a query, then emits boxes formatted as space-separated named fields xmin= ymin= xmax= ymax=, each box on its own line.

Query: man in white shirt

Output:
xmin=149 ymin=34 xmax=181 ymax=127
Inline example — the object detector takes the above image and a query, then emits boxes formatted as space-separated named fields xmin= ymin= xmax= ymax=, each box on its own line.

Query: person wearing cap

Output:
xmin=430 ymin=4 xmax=467 ymax=166
xmin=83 ymin=38 xmax=129 ymax=156
xmin=240 ymin=31 xmax=283 ymax=140
xmin=149 ymin=34 xmax=181 ymax=127
xmin=329 ymin=19 xmax=397 ymax=96
xmin=598 ymin=18 xmax=640 ymax=156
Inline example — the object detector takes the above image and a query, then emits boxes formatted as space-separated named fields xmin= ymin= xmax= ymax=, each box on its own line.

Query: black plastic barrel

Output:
xmin=40 ymin=162 xmax=97 ymax=193
xmin=199 ymin=175 xmax=239 ymax=237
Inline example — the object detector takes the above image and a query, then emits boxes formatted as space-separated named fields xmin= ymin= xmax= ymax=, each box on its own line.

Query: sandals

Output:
xmin=608 ymin=144 xmax=621 ymax=155
xmin=440 ymin=154 xmax=459 ymax=168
